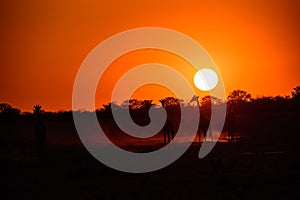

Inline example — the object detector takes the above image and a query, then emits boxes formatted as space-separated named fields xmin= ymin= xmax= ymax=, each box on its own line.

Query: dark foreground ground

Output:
xmin=1 ymin=112 xmax=300 ymax=199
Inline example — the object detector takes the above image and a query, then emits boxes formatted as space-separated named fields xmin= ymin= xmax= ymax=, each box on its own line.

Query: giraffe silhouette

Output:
xmin=33 ymin=105 xmax=46 ymax=159
xmin=159 ymin=99 xmax=174 ymax=145
xmin=190 ymin=95 xmax=210 ymax=143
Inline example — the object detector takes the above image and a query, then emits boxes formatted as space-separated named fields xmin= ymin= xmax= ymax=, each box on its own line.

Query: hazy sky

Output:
xmin=0 ymin=0 xmax=299 ymax=111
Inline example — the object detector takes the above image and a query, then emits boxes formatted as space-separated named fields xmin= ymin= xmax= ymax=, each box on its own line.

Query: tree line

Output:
xmin=0 ymin=86 xmax=299 ymax=121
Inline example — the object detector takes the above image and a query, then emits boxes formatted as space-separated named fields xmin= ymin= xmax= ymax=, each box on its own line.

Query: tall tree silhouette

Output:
xmin=33 ymin=105 xmax=46 ymax=159
xmin=227 ymin=90 xmax=252 ymax=104
xmin=0 ymin=103 xmax=20 ymax=120
xmin=292 ymin=86 xmax=300 ymax=102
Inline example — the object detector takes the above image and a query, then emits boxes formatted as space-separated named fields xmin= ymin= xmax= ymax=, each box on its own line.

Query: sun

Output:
xmin=193 ymin=68 xmax=218 ymax=91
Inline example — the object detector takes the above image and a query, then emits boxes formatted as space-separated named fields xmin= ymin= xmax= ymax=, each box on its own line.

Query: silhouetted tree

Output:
xmin=159 ymin=97 xmax=179 ymax=107
xmin=201 ymin=95 xmax=224 ymax=106
xmin=0 ymin=103 xmax=20 ymax=120
xmin=227 ymin=90 xmax=252 ymax=113
xmin=227 ymin=90 xmax=252 ymax=104
xmin=140 ymin=100 xmax=153 ymax=110
xmin=292 ymin=86 xmax=300 ymax=101
xmin=128 ymin=99 xmax=140 ymax=109
xmin=291 ymin=86 xmax=300 ymax=110
xmin=98 ymin=102 xmax=120 ymax=117
xmin=200 ymin=95 xmax=224 ymax=116
xmin=34 ymin=105 xmax=46 ymax=159
xmin=0 ymin=103 xmax=12 ymax=113
xmin=101 ymin=102 xmax=112 ymax=111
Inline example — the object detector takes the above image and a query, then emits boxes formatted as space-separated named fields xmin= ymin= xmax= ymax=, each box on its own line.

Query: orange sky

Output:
xmin=0 ymin=0 xmax=299 ymax=111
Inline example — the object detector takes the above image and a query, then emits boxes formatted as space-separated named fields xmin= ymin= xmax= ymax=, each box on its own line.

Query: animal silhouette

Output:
xmin=33 ymin=105 xmax=46 ymax=159
xmin=190 ymin=95 xmax=211 ymax=143
xmin=199 ymin=117 xmax=211 ymax=142
xmin=159 ymin=99 xmax=175 ymax=145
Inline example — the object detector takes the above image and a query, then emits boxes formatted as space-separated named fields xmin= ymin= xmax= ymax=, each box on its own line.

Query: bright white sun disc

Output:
xmin=194 ymin=68 xmax=218 ymax=91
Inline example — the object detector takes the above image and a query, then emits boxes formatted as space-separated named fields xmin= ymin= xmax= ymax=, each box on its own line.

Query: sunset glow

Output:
xmin=0 ymin=0 xmax=299 ymax=111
